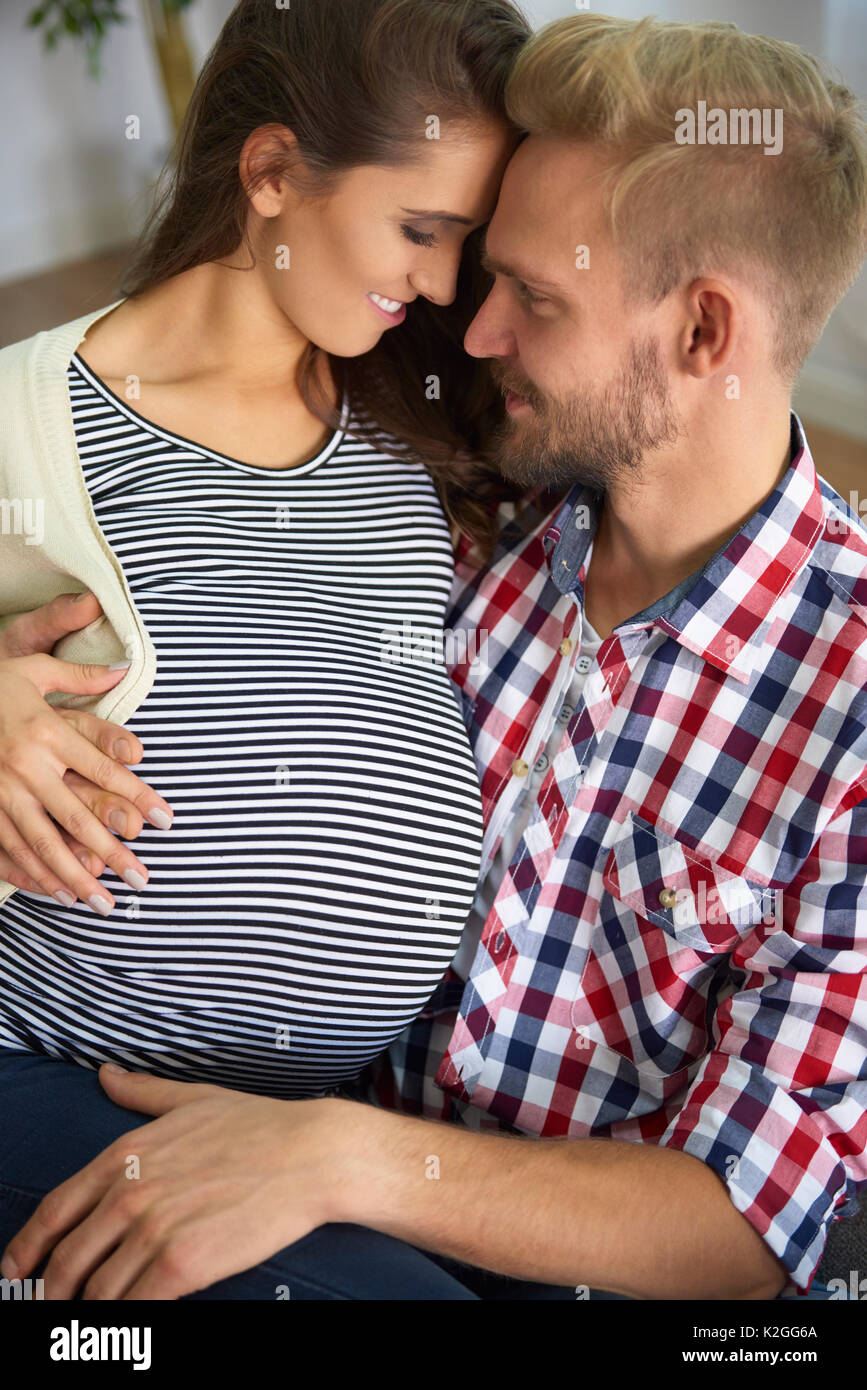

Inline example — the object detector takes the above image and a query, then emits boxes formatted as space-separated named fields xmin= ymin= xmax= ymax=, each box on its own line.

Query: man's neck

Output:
xmin=583 ymin=406 xmax=794 ymax=640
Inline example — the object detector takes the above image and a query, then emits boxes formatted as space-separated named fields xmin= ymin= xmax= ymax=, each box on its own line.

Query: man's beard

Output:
xmin=487 ymin=336 xmax=684 ymax=493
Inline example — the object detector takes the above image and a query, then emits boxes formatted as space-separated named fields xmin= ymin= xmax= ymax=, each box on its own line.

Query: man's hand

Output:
xmin=0 ymin=1066 xmax=348 ymax=1300
xmin=0 ymin=591 xmax=173 ymax=912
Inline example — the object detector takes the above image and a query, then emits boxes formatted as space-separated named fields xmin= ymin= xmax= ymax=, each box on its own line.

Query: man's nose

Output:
xmin=464 ymin=289 xmax=516 ymax=361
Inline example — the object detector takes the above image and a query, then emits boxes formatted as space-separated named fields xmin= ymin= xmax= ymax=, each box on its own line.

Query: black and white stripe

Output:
xmin=0 ymin=354 xmax=484 ymax=1097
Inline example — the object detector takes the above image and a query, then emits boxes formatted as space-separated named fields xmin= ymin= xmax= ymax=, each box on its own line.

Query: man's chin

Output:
xmin=492 ymin=438 xmax=608 ymax=493
xmin=493 ymin=450 xmax=569 ymax=490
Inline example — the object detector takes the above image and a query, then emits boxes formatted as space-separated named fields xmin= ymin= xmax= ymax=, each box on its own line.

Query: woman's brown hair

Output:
xmin=120 ymin=0 xmax=535 ymax=563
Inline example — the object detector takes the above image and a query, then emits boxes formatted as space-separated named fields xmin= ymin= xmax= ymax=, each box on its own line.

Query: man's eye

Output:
xmin=401 ymin=225 xmax=437 ymax=248
xmin=516 ymin=282 xmax=548 ymax=306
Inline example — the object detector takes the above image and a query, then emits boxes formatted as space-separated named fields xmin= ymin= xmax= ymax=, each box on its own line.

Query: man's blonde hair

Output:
xmin=504 ymin=14 xmax=867 ymax=383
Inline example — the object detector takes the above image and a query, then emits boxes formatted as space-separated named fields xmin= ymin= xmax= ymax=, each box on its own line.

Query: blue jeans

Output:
xmin=0 ymin=1047 xmax=834 ymax=1300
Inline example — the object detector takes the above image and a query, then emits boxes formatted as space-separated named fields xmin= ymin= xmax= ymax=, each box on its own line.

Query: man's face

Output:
xmin=464 ymin=136 xmax=684 ymax=492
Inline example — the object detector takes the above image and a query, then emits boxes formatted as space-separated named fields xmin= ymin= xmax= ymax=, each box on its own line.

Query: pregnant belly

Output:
xmin=0 ymin=661 xmax=483 ymax=1095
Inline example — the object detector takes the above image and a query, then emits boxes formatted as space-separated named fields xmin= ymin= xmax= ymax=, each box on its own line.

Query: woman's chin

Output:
xmin=312 ymin=326 xmax=391 ymax=358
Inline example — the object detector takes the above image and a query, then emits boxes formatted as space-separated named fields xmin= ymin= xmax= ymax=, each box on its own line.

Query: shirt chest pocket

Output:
xmin=601 ymin=811 xmax=777 ymax=949
xmin=570 ymin=812 xmax=777 ymax=1106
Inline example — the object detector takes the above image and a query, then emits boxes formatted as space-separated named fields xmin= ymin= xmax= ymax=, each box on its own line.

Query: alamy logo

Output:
xmin=380 ymin=620 xmax=488 ymax=670
xmin=675 ymin=101 xmax=783 ymax=155
xmin=0 ymin=497 xmax=44 ymax=545
xmin=671 ymin=881 xmax=782 ymax=928
xmin=0 ymin=1276 xmax=44 ymax=1299
xmin=49 ymin=1320 xmax=152 ymax=1371
xmin=826 ymin=1271 xmax=867 ymax=1299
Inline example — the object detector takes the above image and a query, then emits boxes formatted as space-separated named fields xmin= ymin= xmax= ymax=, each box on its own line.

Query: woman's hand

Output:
xmin=0 ymin=1066 xmax=349 ymax=1300
xmin=0 ymin=592 xmax=173 ymax=912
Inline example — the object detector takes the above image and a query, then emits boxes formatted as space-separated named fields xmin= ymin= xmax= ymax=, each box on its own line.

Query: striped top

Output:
xmin=0 ymin=354 xmax=484 ymax=1098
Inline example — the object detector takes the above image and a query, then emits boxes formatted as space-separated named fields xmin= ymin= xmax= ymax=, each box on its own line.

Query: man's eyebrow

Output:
xmin=478 ymin=238 xmax=565 ymax=291
xmin=399 ymin=207 xmax=474 ymax=225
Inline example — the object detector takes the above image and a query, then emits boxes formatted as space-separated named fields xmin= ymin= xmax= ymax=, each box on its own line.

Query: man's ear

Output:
xmin=680 ymin=278 xmax=738 ymax=379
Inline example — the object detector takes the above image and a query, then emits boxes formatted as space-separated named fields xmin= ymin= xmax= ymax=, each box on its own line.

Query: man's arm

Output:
xmin=327 ymin=1103 xmax=788 ymax=1299
xmin=325 ymin=790 xmax=867 ymax=1302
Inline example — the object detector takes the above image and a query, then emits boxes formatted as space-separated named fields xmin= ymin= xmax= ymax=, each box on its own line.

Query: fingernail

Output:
xmin=148 ymin=808 xmax=172 ymax=830
xmin=74 ymin=590 xmax=93 ymax=603
xmin=122 ymin=868 xmax=147 ymax=891
xmin=112 ymin=739 xmax=132 ymax=762
xmin=109 ymin=661 xmax=131 ymax=672
xmin=102 ymin=1063 xmax=126 ymax=1074
xmin=0 ymin=1255 xmax=19 ymax=1279
xmin=109 ymin=810 xmax=127 ymax=833
xmin=53 ymin=889 xmax=76 ymax=908
xmin=74 ymin=850 xmax=92 ymax=871
xmin=88 ymin=894 xmax=112 ymax=917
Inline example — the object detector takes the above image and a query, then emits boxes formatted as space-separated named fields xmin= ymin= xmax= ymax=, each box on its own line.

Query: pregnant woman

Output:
xmin=0 ymin=0 xmax=537 ymax=1298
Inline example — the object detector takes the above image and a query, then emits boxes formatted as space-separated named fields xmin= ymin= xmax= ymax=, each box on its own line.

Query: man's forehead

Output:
xmin=503 ymin=133 xmax=608 ymax=193
xmin=497 ymin=137 xmax=608 ymax=229
xmin=485 ymin=138 xmax=611 ymax=285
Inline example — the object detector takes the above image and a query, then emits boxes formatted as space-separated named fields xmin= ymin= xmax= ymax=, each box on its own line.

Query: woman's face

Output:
xmin=244 ymin=122 xmax=518 ymax=356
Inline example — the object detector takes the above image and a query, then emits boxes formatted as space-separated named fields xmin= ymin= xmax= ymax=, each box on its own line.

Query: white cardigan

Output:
xmin=0 ymin=301 xmax=157 ymax=905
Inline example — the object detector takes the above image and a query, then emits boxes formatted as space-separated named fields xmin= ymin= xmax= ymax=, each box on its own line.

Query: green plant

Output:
xmin=26 ymin=0 xmax=195 ymax=79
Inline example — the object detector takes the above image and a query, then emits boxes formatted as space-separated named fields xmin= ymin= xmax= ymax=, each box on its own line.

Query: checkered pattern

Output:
xmin=347 ymin=416 xmax=867 ymax=1294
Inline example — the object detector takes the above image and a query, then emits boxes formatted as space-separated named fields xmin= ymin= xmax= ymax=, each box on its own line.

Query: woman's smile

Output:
xmin=366 ymin=291 xmax=407 ymax=324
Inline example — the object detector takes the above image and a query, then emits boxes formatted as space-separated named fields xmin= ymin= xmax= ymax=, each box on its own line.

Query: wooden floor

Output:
xmin=2 ymin=246 xmax=864 ymax=499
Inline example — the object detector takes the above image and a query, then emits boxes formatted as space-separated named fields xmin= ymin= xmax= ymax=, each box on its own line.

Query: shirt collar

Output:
xmin=542 ymin=412 xmax=826 ymax=683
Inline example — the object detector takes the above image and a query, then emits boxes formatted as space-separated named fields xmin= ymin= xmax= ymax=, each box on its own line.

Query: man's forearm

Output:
xmin=325 ymin=1099 xmax=789 ymax=1300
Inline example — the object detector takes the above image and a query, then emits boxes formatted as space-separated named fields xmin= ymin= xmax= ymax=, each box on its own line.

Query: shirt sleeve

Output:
xmin=648 ymin=790 xmax=867 ymax=1293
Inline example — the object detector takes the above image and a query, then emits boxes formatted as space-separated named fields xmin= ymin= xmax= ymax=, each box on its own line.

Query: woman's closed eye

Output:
xmin=401 ymin=224 xmax=438 ymax=248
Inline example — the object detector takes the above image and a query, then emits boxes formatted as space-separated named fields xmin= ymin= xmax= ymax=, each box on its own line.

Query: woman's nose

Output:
xmin=409 ymin=258 xmax=462 ymax=309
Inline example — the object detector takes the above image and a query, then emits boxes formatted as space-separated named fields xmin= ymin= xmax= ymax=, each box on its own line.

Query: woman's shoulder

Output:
xmin=0 ymin=303 xmax=125 ymax=498
xmin=0 ymin=300 xmax=126 ymax=390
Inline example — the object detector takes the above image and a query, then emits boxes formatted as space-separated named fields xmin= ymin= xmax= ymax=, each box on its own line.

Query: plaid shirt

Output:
xmin=349 ymin=413 xmax=867 ymax=1294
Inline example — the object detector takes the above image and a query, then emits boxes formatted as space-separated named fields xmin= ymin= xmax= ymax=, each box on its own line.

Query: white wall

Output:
xmin=1 ymin=0 xmax=864 ymax=434
xmin=0 ymin=0 xmax=236 ymax=281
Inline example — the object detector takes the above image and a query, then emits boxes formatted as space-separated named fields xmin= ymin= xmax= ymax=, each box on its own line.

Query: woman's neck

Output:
xmin=90 ymin=260 xmax=336 ymax=405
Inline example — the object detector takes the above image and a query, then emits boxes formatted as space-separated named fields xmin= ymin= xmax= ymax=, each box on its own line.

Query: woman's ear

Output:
xmin=240 ymin=124 xmax=305 ymax=217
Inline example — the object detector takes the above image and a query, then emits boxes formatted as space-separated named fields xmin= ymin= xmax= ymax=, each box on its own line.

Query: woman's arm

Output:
xmin=0 ymin=592 xmax=173 ymax=913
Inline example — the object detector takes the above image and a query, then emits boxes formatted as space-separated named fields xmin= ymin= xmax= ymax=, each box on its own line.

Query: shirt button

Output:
xmin=512 ymin=758 xmax=529 ymax=777
xmin=534 ymin=752 xmax=549 ymax=774
xmin=559 ymin=638 xmax=573 ymax=656
xmin=558 ymin=702 xmax=574 ymax=722
xmin=576 ymin=655 xmax=592 ymax=673
xmin=658 ymin=887 xmax=678 ymax=909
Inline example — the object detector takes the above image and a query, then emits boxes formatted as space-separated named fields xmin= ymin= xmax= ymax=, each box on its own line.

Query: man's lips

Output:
xmin=505 ymin=389 xmax=533 ymax=414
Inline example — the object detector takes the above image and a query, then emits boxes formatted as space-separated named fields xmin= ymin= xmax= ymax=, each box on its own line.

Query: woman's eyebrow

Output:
xmin=399 ymin=207 xmax=474 ymax=224
xmin=478 ymin=236 xmax=565 ymax=291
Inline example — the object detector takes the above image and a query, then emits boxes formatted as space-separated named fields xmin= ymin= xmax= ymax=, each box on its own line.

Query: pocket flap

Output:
xmin=603 ymin=811 xmax=777 ymax=948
